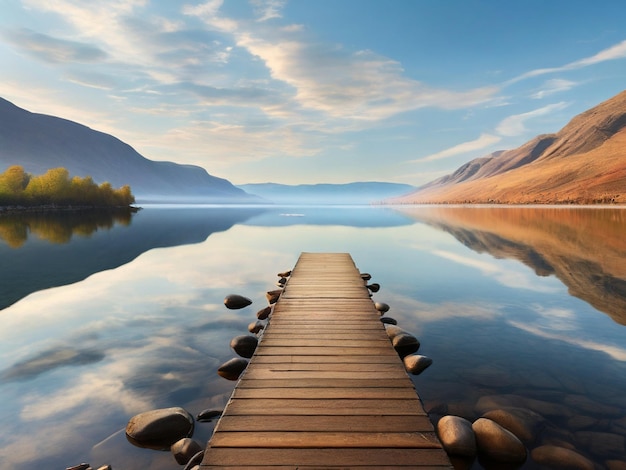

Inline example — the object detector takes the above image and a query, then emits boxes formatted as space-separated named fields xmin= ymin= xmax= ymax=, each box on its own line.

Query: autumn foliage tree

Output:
xmin=0 ymin=165 xmax=135 ymax=207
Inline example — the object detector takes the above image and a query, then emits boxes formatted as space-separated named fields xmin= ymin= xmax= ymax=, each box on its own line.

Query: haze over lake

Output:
xmin=1 ymin=205 xmax=625 ymax=469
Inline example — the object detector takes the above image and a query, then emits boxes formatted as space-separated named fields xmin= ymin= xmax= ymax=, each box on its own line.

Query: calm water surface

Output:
xmin=1 ymin=205 xmax=625 ymax=469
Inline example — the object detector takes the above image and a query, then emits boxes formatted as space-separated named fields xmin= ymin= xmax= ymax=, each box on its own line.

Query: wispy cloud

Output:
xmin=508 ymin=38 xmax=626 ymax=84
xmin=251 ymin=0 xmax=287 ymax=22
xmin=414 ymin=133 xmax=501 ymax=162
xmin=531 ymin=79 xmax=578 ymax=99
xmin=3 ymin=28 xmax=107 ymax=63
xmin=234 ymin=33 xmax=500 ymax=121
xmin=495 ymin=102 xmax=569 ymax=136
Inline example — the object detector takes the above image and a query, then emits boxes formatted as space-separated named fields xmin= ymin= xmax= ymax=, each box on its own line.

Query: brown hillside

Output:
xmin=394 ymin=90 xmax=626 ymax=204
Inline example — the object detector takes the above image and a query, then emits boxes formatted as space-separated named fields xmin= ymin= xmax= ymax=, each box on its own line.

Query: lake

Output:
xmin=1 ymin=205 xmax=625 ymax=469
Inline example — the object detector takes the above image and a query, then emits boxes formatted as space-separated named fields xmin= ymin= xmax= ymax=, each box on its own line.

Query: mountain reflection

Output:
xmin=397 ymin=206 xmax=626 ymax=325
xmin=0 ymin=210 xmax=133 ymax=247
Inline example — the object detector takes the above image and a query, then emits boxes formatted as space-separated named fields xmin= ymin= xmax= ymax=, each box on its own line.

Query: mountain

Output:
xmin=0 ymin=97 xmax=255 ymax=203
xmin=237 ymin=182 xmax=417 ymax=205
xmin=391 ymin=90 xmax=626 ymax=204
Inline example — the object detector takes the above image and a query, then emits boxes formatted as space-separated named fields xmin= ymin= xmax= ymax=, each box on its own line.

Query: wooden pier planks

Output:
xmin=201 ymin=252 xmax=452 ymax=469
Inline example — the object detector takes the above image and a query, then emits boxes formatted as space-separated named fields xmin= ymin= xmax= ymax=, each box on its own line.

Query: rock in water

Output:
xmin=66 ymin=464 xmax=90 ymax=470
xmin=384 ymin=324 xmax=406 ymax=339
xmin=482 ymin=407 xmax=545 ymax=445
xmin=126 ymin=407 xmax=194 ymax=450
xmin=266 ymin=289 xmax=282 ymax=304
xmin=197 ymin=409 xmax=222 ymax=422
xmin=256 ymin=306 xmax=272 ymax=320
xmin=366 ymin=283 xmax=380 ymax=292
xmin=437 ymin=415 xmax=477 ymax=457
xmin=374 ymin=302 xmax=390 ymax=313
xmin=171 ymin=438 xmax=203 ymax=465
xmin=360 ymin=272 xmax=372 ymax=281
xmin=403 ymin=354 xmax=432 ymax=375
xmin=472 ymin=417 xmax=527 ymax=463
xmin=530 ymin=445 xmax=594 ymax=470
xmin=277 ymin=270 xmax=291 ymax=278
xmin=223 ymin=294 xmax=252 ymax=309
xmin=230 ymin=335 xmax=258 ymax=358
xmin=183 ymin=450 xmax=204 ymax=470
xmin=217 ymin=357 xmax=248 ymax=380
xmin=248 ymin=320 xmax=265 ymax=334
xmin=392 ymin=333 xmax=420 ymax=356
xmin=380 ymin=317 xmax=397 ymax=325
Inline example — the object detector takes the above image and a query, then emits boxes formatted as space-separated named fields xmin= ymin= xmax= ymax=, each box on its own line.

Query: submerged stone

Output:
xmin=223 ymin=294 xmax=252 ymax=310
xmin=126 ymin=407 xmax=194 ymax=450
xmin=217 ymin=357 xmax=248 ymax=381
xmin=530 ymin=445 xmax=594 ymax=470
xmin=482 ymin=407 xmax=545 ymax=445
xmin=472 ymin=417 xmax=527 ymax=463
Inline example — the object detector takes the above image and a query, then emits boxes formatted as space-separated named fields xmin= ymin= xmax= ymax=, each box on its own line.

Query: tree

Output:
xmin=1 ymin=165 xmax=135 ymax=208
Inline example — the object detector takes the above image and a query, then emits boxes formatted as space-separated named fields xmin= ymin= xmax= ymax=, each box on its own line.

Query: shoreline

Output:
xmin=0 ymin=204 xmax=140 ymax=215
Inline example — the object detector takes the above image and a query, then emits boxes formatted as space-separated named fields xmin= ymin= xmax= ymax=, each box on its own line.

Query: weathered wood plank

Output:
xmin=202 ymin=448 xmax=452 ymax=467
xmin=241 ymin=369 xmax=409 ymax=380
xmin=250 ymin=355 xmax=400 ymax=364
xmin=215 ymin=414 xmax=435 ymax=432
xmin=210 ymin=431 xmax=442 ymax=449
xmin=232 ymin=387 xmax=418 ymax=399
xmin=224 ymin=398 xmax=426 ymax=416
xmin=236 ymin=378 xmax=413 ymax=389
xmin=246 ymin=363 xmax=404 ymax=372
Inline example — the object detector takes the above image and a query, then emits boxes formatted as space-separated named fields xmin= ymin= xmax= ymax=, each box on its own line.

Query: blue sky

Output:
xmin=1 ymin=0 xmax=625 ymax=186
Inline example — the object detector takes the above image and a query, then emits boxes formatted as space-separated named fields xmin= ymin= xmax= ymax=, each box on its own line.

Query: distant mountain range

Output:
xmin=391 ymin=89 xmax=626 ymax=204
xmin=238 ymin=182 xmax=417 ymax=205
xmin=0 ymin=97 xmax=255 ymax=203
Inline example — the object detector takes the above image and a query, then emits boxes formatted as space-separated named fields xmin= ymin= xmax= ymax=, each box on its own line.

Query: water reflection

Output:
xmin=0 ymin=206 xmax=266 ymax=310
xmin=397 ymin=205 xmax=626 ymax=325
xmin=0 ymin=206 xmax=624 ymax=469
xmin=0 ymin=209 xmax=133 ymax=247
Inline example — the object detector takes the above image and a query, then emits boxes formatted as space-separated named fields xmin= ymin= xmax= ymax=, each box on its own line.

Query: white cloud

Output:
xmin=508 ymin=39 xmax=626 ymax=84
xmin=251 ymin=0 xmax=287 ymax=22
xmin=235 ymin=33 xmax=500 ymax=121
xmin=531 ymin=79 xmax=577 ymax=99
xmin=414 ymin=133 xmax=501 ymax=162
xmin=495 ymin=102 xmax=569 ymax=136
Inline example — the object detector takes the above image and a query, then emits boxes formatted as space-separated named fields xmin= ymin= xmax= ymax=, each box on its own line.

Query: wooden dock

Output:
xmin=201 ymin=252 xmax=452 ymax=469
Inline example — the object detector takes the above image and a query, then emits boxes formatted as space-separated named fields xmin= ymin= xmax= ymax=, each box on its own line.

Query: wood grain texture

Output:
xmin=201 ymin=253 xmax=451 ymax=469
